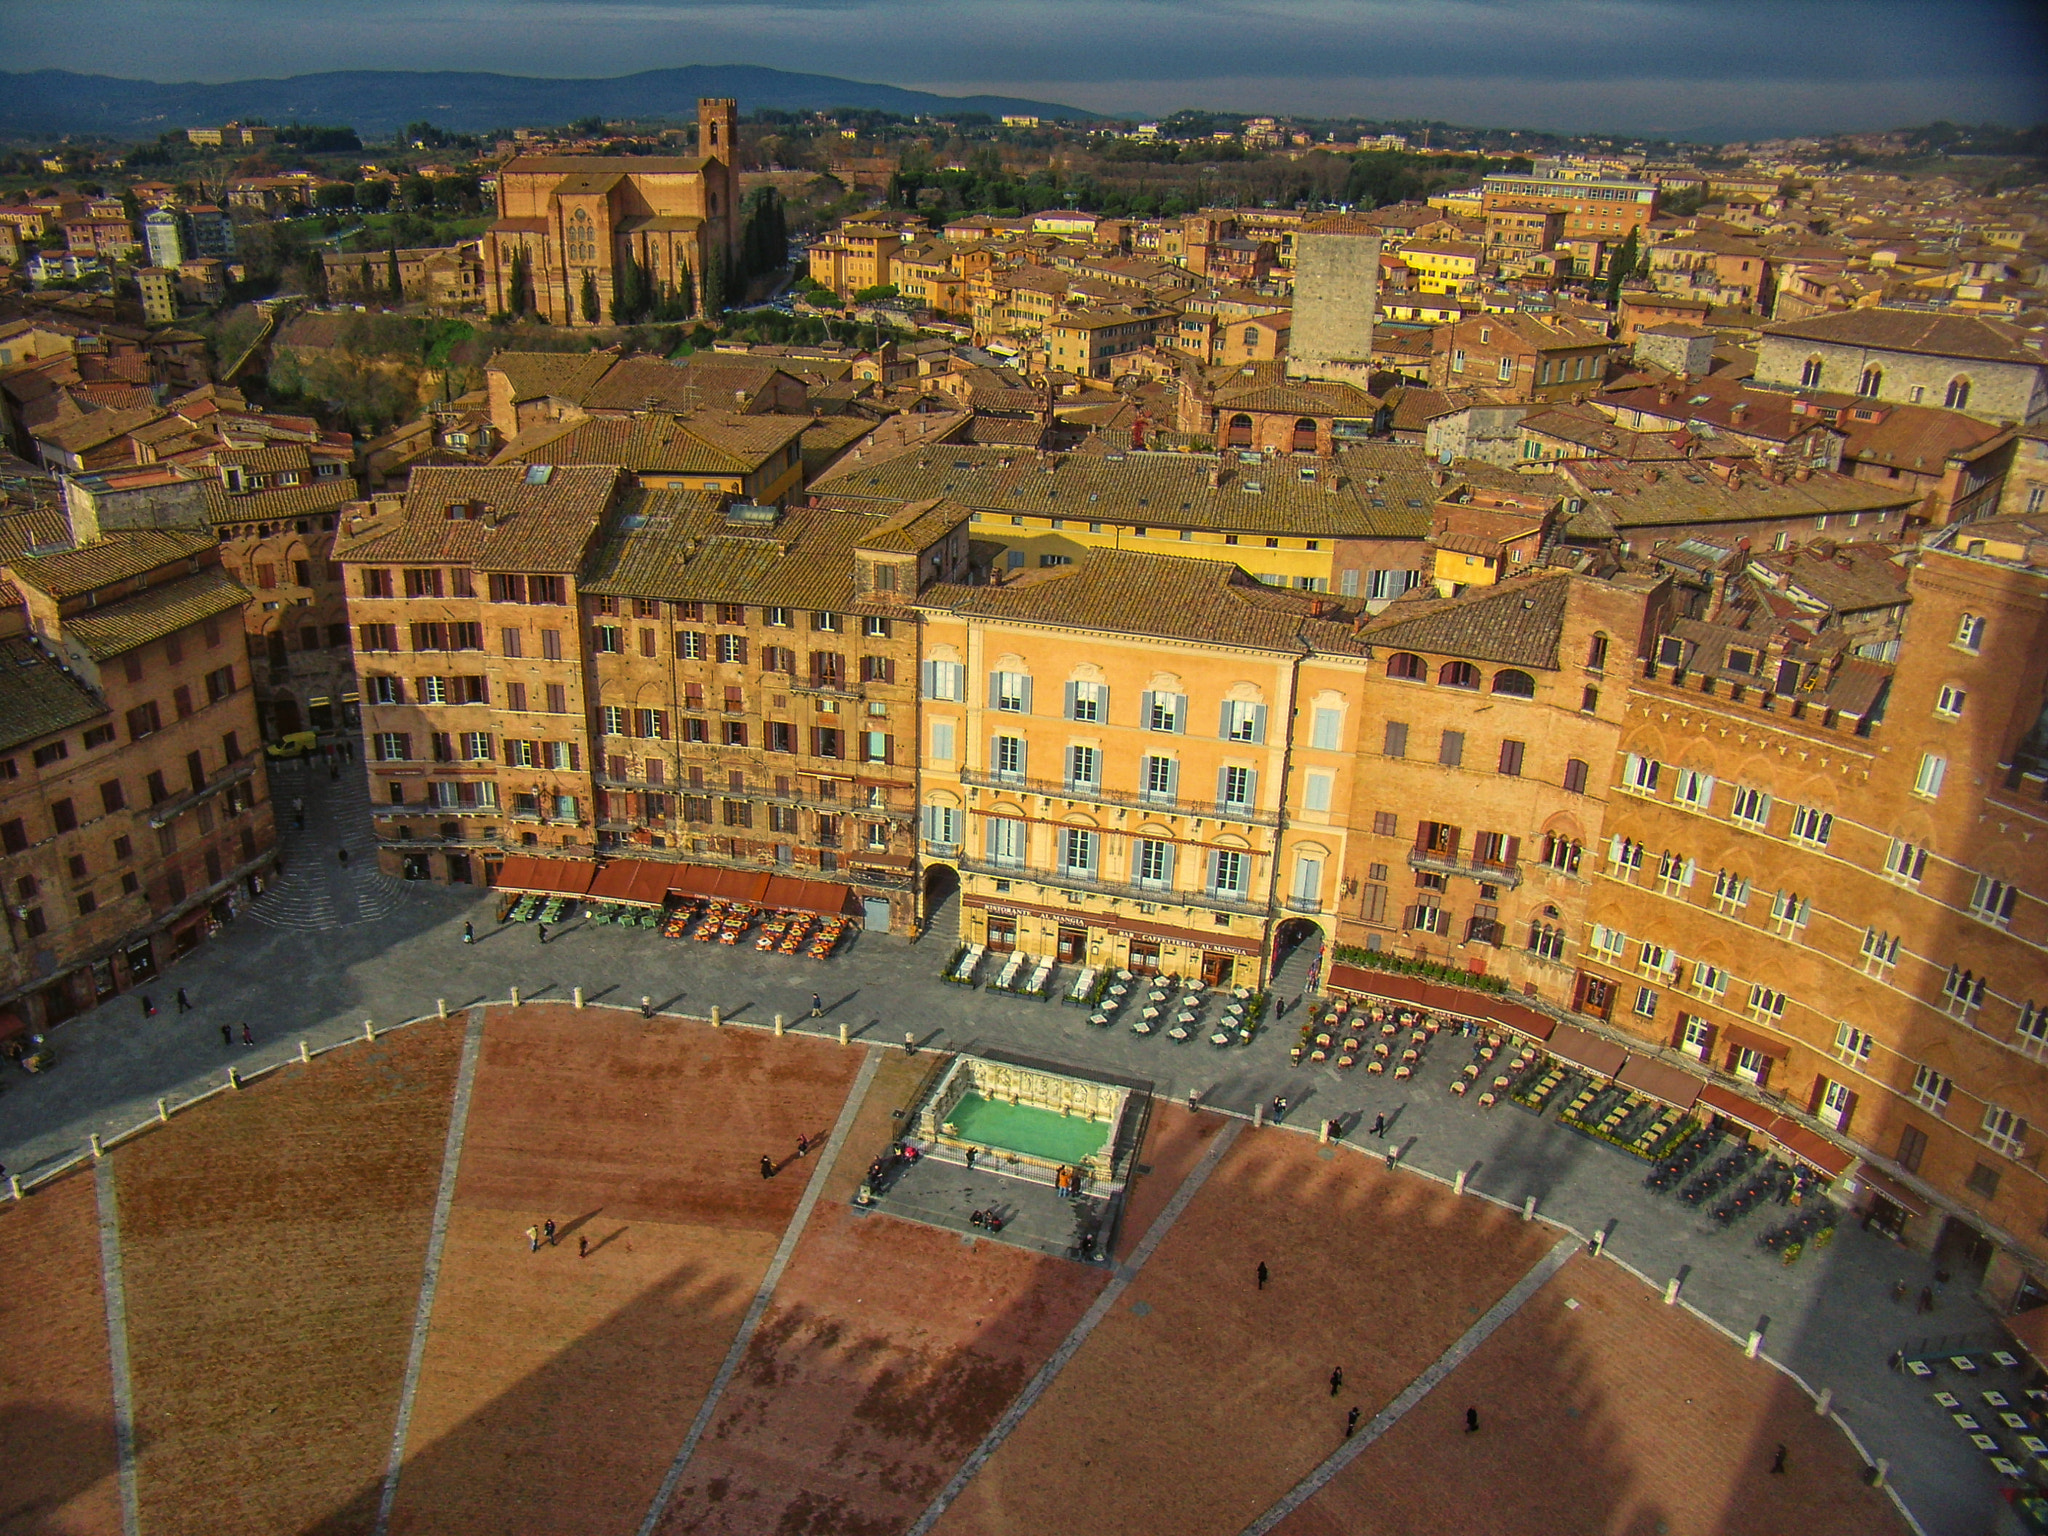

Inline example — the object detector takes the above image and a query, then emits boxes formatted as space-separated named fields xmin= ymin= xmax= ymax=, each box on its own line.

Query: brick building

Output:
xmin=0 ymin=531 xmax=275 ymax=1029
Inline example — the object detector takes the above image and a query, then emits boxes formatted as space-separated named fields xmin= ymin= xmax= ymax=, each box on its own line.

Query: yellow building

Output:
xmin=1046 ymin=307 xmax=1164 ymax=378
xmin=915 ymin=549 xmax=1369 ymax=985
xmin=493 ymin=411 xmax=808 ymax=504
xmin=809 ymin=444 xmax=1430 ymax=592
xmin=807 ymin=222 xmax=903 ymax=298
xmin=1396 ymin=241 xmax=1484 ymax=295
xmin=1379 ymin=296 xmax=1465 ymax=325
xmin=893 ymin=241 xmax=969 ymax=315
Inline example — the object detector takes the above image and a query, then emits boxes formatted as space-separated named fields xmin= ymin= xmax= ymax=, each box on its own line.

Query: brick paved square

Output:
xmin=384 ymin=1005 xmax=866 ymax=1536
xmin=933 ymin=1129 xmax=1557 ymax=1536
xmin=0 ymin=1167 xmax=122 ymax=1536
xmin=1275 ymin=1252 xmax=1909 ymax=1536
xmin=114 ymin=1020 xmax=464 ymax=1536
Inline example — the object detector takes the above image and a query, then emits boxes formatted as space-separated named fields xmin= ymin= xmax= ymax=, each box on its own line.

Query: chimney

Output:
xmin=479 ymin=502 xmax=499 ymax=528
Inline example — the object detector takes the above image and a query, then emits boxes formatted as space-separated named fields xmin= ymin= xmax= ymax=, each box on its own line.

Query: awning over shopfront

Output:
xmin=1615 ymin=1055 xmax=1703 ymax=1110
xmin=587 ymin=859 xmax=674 ymax=907
xmin=1323 ymin=965 xmax=1558 ymax=1040
xmin=491 ymin=855 xmax=597 ymax=896
xmin=2004 ymin=1306 xmax=2048 ymax=1376
xmin=1547 ymin=1022 xmax=1629 ymax=1080
xmin=1697 ymin=1085 xmax=1855 ymax=1177
xmin=665 ymin=864 xmax=856 ymax=917
xmin=1854 ymin=1166 xmax=1930 ymax=1219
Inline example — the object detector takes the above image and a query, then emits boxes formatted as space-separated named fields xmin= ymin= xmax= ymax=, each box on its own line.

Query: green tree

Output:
xmin=580 ymin=269 xmax=601 ymax=325
xmin=702 ymin=247 xmax=727 ymax=317
xmin=1605 ymin=228 xmax=1639 ymax=307
xmin=508 ymin=246 xmax=531 ymax=317
xmin=387 ymin=246 xmax=403 ymax=304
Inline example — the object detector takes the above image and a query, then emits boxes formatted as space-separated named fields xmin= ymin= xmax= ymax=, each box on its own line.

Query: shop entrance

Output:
xmin=1128 ymin=938 xmax=1161 ymax=974
xmin=1935 ymin=1215 xmax=1996 ymax=1287
xmin=986 ymin=915 xmax=1017 ymax=951
xmin=1057 ymin=926 xmax=1087 ymax=964
xmin=1201 ymin=951 xmax=1235 ymax=988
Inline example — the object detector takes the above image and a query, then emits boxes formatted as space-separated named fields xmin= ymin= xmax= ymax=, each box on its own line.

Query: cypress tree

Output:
xmin=1605 ymin=228 xmax=1639 ymax=308
xmin=386 ymin=245 xmax=402 ymax=303
xmin=580 ymin=270 xmax=600 ymax=325
xmin=507 ymin=246 xmax=530 ymax=316
xmin=703 ymin=247 xmax=727 ymax=318
xmin=679 ymin=262 xmax=697 ymax=319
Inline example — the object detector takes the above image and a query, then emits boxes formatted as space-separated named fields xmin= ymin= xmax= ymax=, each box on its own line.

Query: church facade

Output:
xmin=485 ymin=99 xmax=742 ymax=326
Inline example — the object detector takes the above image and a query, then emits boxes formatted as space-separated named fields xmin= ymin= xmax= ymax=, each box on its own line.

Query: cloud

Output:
xmin=8 ymin=0 xmax=2045 ymax=134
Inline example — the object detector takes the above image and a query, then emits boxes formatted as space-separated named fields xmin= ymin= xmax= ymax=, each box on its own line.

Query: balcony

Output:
xmin=1284 ymin=895 xmax=1324 ymax=914
xmin=791 ymin=677 xmax=864 ymax=701
xmin=144 ymin=755 xmax=262 ymax=831
xmin=957 ymin=857 xmax=1265 ymax=919
xmin=959 ymin=767 xmax=1281 ymax=828
xmin=1406 ymin=846 xmax=1523 ymax=890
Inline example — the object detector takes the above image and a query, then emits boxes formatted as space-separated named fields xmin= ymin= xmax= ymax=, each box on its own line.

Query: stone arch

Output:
xmin=1491 ymin=668 xmax=1536 ymax=698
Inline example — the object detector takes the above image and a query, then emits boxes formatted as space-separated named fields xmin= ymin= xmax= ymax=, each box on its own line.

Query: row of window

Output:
xmin=930 ymin=806 xmax=1259 ymax=900
xmin=1795 ymin=355 xmax=1974 ymax=411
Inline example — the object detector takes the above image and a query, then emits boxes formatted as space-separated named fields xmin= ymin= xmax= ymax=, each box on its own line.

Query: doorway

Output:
xmin=1057 ymin=926 xmax=1087 ymax=963
xmin=1934 ymin=1215 xmax=1996 ymax=1287
xmin=1128 ymin=938 xmax=1161 ymax=974
xmin=446 ymin=853 xmax=472 ymax=884
xmin=986 ymin=916 xmax=1017 ymax=951
xmin=863 ymin=896 xmax=892 ymax=933
xmin=1202 ymin=951 xmax=1235 ymax=988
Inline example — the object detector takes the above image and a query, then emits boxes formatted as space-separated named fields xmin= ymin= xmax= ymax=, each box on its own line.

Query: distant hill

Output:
xmin=0 ymin=66 xmax=1100 ymax=140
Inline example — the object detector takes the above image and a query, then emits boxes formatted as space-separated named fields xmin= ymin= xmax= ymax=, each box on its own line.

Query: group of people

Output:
xmin=1053 ymin=1164 xmax=1086 ymax=1200
xmin=968 ymin=1207 xmax=1006 ymax=1232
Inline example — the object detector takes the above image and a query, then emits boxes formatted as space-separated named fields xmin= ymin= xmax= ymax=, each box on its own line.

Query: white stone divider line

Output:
xmin=1236 ymin=1232 xmax=1580 ymax=1536
xmin=94 ymin=1157 xmax=141 ymax=1536
xmin=904 ymin=1114 xmax=1247 ymax=1536
xmin=373 ymin=1006 xmax=489 ymax=1536
xmin=636 ymin=1045 xmax=885 ymax=1536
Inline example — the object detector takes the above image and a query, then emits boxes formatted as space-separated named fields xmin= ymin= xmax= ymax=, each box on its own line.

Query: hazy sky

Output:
xmin=7 ymin=0 xmax=2046 ymax=135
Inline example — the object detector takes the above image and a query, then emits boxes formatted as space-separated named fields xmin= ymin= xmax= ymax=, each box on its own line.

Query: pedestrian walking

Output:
xmin=1257 ymin=1261 xmax=1269 ymax=1290
xmin=544 ymin=1218 xmax=557 ymax=1247
xmin=176 ymin=987 xmax=191 ymax=1014
xmin=220 ymin=1023 xmax=232 ymax=1047
xmin=294 ymin=810 xmax=305 ymax=831
xmin=1770 ymin=1443 xmax=1787 ymax=1474
xmin=292 ymin=797 xmax=304 ymax=817
xmin=578 ymin=1235 xmax=588 ymax=1259
xmin=797 ymin=1133 xmax=810 ymax=1159
xmin=1918 ymin=1285 xmax=1936 ymax=1315
xmin=760 ymin=1154 xmax=775 ymax=1180
xmin=1887 ymin=1348 xmax=1905 ymax=1372
xmin=1329 ymin=1366 xmax=1344 ymax=1397
xmin=1465 ymin=1407 xmax=1480 ymax=1434
xmin=463 ymin=921 xmax=474 ymax=944
xmin=526 ymin=1225 xmax=540 ymax=1253
xmin=1272 ymin=1095 xmax=1288 ymax=1121
xmin=240 ymin=1022 xmax=254 ymax=1046
xmin=1345 ymin=1406 xmax=1360 ymax=1438
xmin=536 ymin=922 xmax=547 ymax=945
xmin=641 ymin=996 xmax=654 ymax=1019
xmin=140 ymin=994 xmax=156 ymax=1019
xmin=330 ymin=764 xmax=340 ymax=782
xmin=1370 ymin=1113 xmax=1387 ymax=1138
xmin=1187 ymin=1087 xmax=1202 ymax=1113
xmin=810 ymin=992 xmax=823 ymax=1019
xmin=337 ymin=846 xmax=348 ymax=865
xmin=1891 ymin=1278 xmax=1908 ymax=1305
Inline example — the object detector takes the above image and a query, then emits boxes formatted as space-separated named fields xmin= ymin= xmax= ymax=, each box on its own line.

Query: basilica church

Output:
xmin=484 ymin=99 xmax=743 ymax=325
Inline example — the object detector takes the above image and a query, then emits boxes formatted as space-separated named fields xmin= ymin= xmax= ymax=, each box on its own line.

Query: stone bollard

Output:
xmin=157 ymin=1098 xmax=169 ymax=1123
xmin=8 ymin=1174 xmax=21 ymax=1200
xmin=363 ymin=1018 xmax=376 ymax=1041
xmin=838 ymin=1022 xmax=849 ymax=1046
xmin=90 ymin=1133 xmax=103 ymax=1159
xmin=711 ymin=1005 xmax=723 ymax=1029
xmin=298 ymin=1040 xmax=310 ymax=1064
xmin=1664 ymin=1276 xmax=1681 ymax=1306
xmin=1522 ymin=1194 xmax=1536 ymax=1222
xmin=1591 ymin=1228 xmax=1606 ymax=1257
xmin=641 ymin=997 xmax=653 ymax=1019
xmin=1814 ymin=1387 xmax=1833 ymax=1417
xmin=774 ymin=1012 xmax=786 ymax=1037
xmin=573 ymin=987 xmax=584 ymax=1010
xmin=437 ymin=998 xmax=448 ymax=1020
xmin=1745 ymin=1329 xmax=1763 ymax=1359
xmin=1254 ymin=1101 xmax=1265 ymax=1128
xmin=509 ymin=987 xmax=520 ymax=1008
xmin=229 ymin=1066 xmax=243 ymax=1090
xmin=1453 ymin=1168 xmax=1466 ymax=1196
xmin=1871 ymin=1458 xmax=1888 ymax=1489
xmin=1318 ymin=1119 xmax=1330 ymax=1146
xmin=905 ymin=1031 xmax=916 ymax=1054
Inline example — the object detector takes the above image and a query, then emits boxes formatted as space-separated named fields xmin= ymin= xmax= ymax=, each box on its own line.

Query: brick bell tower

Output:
xmin=697 ymin=98 xmax=742 ymax=274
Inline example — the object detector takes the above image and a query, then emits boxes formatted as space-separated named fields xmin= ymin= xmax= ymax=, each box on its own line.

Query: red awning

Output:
xmin=1547 ymin=1022 xmax=1629 ymax=1080
xmin=0 ymin=1010 xmax=27 ymax=1043
xmin=1774 ymin=1122 xmax=1855 ymax=1179
xmin=1615 ymin=1055 xmax=1703 ymax=1110
xmin=1698 ymin=1083 xmax=1777 ymax=1136
xmin=1855 ymin=1167 xmax=1929 ymax=1219
xmin=491 ymin=855 xmax=597 ymax=896
xmin=661 ymin=863 xmax=854 ymax=918
xmin=587 ymin=859 xmax=674 ymax=906
xmin=2005 ymin=1307 xmax=2048 ymax=1375
xmin=1488 ymin=1002 xmax=1557 ymax=1043
xmin=1324 ymin=966 xmax=1558 ymax=1040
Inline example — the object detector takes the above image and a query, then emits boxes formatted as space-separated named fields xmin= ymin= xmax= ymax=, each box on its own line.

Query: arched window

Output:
xmin=1799 ymin=355 xmax=1823 ymax=388
xmin=1439 ymin=660 xmax=1481 ymax=690
xmin=1224 ymin=413 xmax=1254 ymax=447
xmin=1586 ymin=632 xmax=1609 ymax=670
xmin=1491 ymin=668 xmax=1536 ymax=698
xmin=568 ymin=208 xmax=594 ymax=265
xmin=1292 ymin=416 xmax=1318 ymax=452
xmin=1386 ymin=651 xmax=1426 ymax=680
xmin=1858 ymin=365 xmax=1882 ymax=398
xmin=1946 ymin=376 xmax=1971 ymax=411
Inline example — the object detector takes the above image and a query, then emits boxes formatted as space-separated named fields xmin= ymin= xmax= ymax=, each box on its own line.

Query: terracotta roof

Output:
xmin=31 ymin=403 xmax=164 ymax=455
xmin=335 ymin=464 xmax=621 ymax=573
xmin=1761 ymin=307 xmax=2044 ymax=366
xmin=487 ymin=349 xmax=619 ymax=405
xmin=63 ymin=567 xmax=250 ymax=660
xmin=855 ymin=497 xmax=970 ymax=554
xmin=0 ymin=635 xmax=107 ymax=754
xmin=6 ymin=528 xmax=214 ymax=598
xmin=580 ymin=354 xmax=801 ymax=414
xmin=1359 ymin=571 xmax=1573 ymax=669
xmin=495 ymin=412 xmax=807 ymax=476
xmin=579 ymin=493 xmax=868 ymax=608
xmin=199 ymin=474 xmax=360 ymax=527
xmin=1558 ymin=459 xmax=1919 ymax=528
xmin=921 ymin=548 xmax=1328 ymax=652
xmin=0 ymin=507 xmax=73 ymax=562
xmin=505 ymin=155 xmax=712 ymax=176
